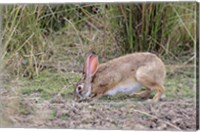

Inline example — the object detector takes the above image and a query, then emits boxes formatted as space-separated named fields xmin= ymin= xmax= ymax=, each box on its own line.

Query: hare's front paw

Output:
xmin=130 ymin=90 xmax=151 ymax=99
xmin=145 ymin=99 xmax=156 ymax=103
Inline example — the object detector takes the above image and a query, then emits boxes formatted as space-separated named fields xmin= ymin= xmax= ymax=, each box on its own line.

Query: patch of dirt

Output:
xmin=5 ymin=94 xmax=196 ymax=130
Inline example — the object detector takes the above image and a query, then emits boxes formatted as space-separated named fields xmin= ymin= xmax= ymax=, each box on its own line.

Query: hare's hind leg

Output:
xmin=136 ymin=66 xmax=165 ymax=102
xmin=152 ymin=85 xmax=165 ymax=102
xmin=130 ymin=89 xmax=151 ymax=99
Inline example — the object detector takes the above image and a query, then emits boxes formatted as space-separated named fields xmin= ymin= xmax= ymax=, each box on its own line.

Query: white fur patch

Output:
xmin=105 ymin=82 xmax=142 ymax=96
xmin=84 ymin=90 xmax=91 ymax=97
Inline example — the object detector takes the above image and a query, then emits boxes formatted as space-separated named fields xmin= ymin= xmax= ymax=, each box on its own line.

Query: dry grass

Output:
xmin=0 ymin=3 xmax=196 ymax=77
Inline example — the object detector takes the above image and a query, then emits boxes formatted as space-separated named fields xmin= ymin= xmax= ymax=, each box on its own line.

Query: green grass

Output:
xmin=61 ymin=113 xmax=70 ymax=121
xmin=165 ymin=77 xmax=195 ymax=99
xmin=18 ymin=101 xmax=35 ymax=115
xmin=164 ymin=66 xmax=195 ymax=99
xmin=49 ymin=108 xmax=57 ymax=121
xmin=15 ymin=66 xmax=195 ymax=102
xmin=18 ymin=69 xmax=80 ymax=100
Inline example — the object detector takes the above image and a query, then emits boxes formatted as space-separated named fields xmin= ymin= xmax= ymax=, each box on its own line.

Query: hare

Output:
xmin=74 ymin=52 xmax=166 ymax=102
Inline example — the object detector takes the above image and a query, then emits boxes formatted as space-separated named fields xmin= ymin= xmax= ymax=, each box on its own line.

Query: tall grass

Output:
xmin=108 ymin=3 xmax=196 ymax=55
xmin=0 ymin=3 xmax=196 ymax=77
xmin=1 ymin=5 xmax=56 ymax=78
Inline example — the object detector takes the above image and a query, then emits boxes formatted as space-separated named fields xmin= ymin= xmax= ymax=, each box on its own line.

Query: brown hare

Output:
xmin=74 ymin=52 xmax=166 ymax=102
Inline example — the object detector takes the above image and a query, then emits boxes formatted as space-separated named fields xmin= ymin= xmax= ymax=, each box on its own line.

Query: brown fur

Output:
xmin=75 ymin=52 xmax=166 ymax=102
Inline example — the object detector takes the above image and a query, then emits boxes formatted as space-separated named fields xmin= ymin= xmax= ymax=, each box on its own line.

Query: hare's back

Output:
xmin=105 ymin=52 xmax=159 ymax=71
xmin=110 ymin=52 xmax=158 ymax=64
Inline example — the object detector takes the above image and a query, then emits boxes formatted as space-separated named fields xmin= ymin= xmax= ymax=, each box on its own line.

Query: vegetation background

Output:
xmin=0 ymin=3 xmax=197 ymax=130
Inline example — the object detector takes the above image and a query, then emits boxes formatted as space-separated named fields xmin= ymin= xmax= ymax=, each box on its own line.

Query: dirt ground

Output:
xmin=1 ymin=91 xmax=196 ymax=130
xmin=0 ymin=63 xmax=197 ymax=130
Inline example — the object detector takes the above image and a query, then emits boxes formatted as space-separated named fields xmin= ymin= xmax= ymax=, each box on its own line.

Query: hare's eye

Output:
xmin=77 ymin=85 xmax=83 ymax=92
xmin=78 ymin=86 xmax=82 ymax=91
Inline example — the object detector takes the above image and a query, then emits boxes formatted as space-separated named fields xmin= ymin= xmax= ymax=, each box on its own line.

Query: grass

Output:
xmin=13 ymin=65 xmax=195 ymax=102
xmin=49 ymin=108 xmax=57 ymax=121
xmin=165 ymin=76 xmax=195 ymax=99
xmin=18 ymin=69 xmax=80 ymax=100
xmin=61 ymin=113 xmax=70 ymax=121
xmin=108 ymin=3 xmax=196 ymax=54
xmin=18 ymin=101 xmax=35 ymax=115
xmin=1 ymin=3 xmax=196 ymax=78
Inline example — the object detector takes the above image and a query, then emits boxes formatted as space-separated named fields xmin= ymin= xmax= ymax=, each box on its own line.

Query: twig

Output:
xmin=133 ymin=109 xmax=182 ymax=130
xmin=165 ymin=64 xmax=195 ymax=69
xmin=56 ymin=85 xmax=68 ymax=97
xmin=150 ymin=37 xmax=180 ymax=61
xmin=64 ymin=17 xmax=83 ymax=45
xmin=183 ymin=55 xmax=195 ymax=65
xmin=172 ymin=5 xmax=196 ymax=44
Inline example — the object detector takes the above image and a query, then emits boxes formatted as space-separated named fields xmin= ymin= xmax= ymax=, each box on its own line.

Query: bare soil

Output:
xmin=2 ymin=93 xmax=196 ymax=131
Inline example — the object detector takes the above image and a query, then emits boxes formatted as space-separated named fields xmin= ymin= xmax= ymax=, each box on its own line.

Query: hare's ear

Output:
xmin=84 ymin=53 xmax=99 ymax=77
